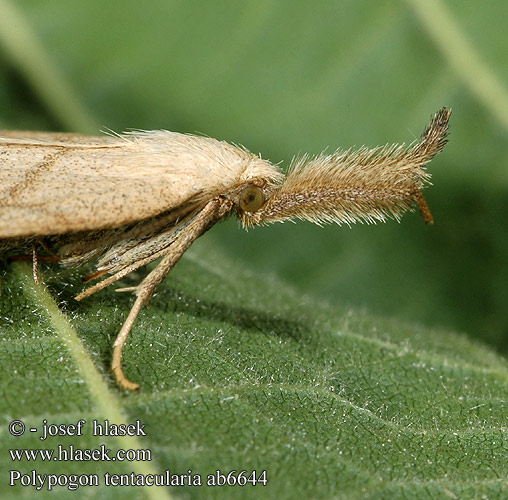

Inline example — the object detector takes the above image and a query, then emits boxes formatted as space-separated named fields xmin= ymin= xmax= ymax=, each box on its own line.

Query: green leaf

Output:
xmin=1 ymin=244 xmax=508 ymax=499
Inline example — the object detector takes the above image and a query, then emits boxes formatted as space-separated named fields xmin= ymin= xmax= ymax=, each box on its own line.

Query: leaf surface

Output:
xmin=1 ymin=244 xmax=507 ymax=499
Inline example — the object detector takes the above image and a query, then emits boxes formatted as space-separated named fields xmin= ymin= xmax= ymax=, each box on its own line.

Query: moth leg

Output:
xmin=32 ymin=244 xmax=39 ymax=285
xmin=82 ymin=268 xmax=109 ymax=283
xmin=112 ymin=196 xmax=233 ymax=391
xmin=6 ymin=242 xmax=60 ymax=285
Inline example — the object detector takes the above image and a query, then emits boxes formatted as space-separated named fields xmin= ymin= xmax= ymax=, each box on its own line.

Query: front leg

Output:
xmin=111 ymin=196 xmax=233 ymax=391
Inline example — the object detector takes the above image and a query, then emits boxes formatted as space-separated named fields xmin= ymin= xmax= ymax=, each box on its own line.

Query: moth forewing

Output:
xmin=0 ymin=107 xmax=450 ymax=391
xmin=0 ymin=130 xmax=282 ymax=238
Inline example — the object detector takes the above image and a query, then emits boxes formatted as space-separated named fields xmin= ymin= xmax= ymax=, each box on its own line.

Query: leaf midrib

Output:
xmin=14 ymin=261 xmax=174 ymax=500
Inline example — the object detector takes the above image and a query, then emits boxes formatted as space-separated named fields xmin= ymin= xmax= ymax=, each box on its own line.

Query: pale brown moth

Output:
xmin=0 ymin=107 xmax=451 ymax=391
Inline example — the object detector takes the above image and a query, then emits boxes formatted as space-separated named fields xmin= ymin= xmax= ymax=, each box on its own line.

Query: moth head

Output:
xmin=236 ymin=179 xmax=285 ymax=227
xmin=232 ymin=179 xmax=279 ymax=225
xmin=228 ymin=155 xmax=285 ymax=224
xmin=239 ymin=184 xmax=265 ymax=213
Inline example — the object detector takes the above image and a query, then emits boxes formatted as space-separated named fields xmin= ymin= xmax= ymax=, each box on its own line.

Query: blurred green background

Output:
xmin=1 ymin=0 xmax=507 ymax=353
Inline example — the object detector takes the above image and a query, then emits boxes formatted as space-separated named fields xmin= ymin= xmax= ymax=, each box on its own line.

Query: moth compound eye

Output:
xmin=239 ymin=185 xmax=264 ymax=212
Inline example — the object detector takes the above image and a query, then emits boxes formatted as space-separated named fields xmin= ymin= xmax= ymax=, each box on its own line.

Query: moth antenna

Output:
xmin=75 ymin=205 xmax=210 ymax=300
xmin=110 ymin=197 xmax=232 ymax=390
xmin=244 ymin=107 xmax=451 ymax=227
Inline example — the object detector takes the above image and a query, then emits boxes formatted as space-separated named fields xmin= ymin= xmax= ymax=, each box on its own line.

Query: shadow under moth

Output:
xmin=0 ymin=107 xmax=451 ymax=391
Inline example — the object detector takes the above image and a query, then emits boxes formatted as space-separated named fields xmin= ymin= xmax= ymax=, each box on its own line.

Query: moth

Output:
xmin=0 ymin=107 xmax=451 ymax=390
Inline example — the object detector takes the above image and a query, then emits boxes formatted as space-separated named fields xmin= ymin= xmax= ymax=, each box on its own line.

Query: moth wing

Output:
xmin=0 ymin=130 xmax=246 ymax=238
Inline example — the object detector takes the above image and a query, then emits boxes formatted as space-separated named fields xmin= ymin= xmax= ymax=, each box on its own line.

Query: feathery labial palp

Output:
xmin=0 ymin=107 xmax=451 ymax=390
xmin=241 ymin=107 xmax=451 ymax=227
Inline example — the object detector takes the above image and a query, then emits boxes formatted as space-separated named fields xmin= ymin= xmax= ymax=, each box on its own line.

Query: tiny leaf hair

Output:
xmin=0 ymin=107 xmax=451 ymax=390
